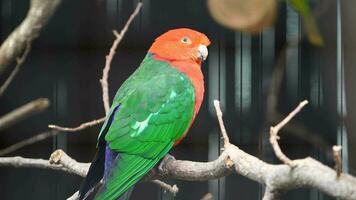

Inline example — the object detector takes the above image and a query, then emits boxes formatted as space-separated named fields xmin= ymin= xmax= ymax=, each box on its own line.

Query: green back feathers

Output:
xmin=95 ymin=54 xmax=196 ymax=199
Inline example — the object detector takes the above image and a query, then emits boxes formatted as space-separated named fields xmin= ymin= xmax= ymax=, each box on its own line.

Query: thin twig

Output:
xmin=100 ymin=2 xmax=143 ymax=114
xmin=269 ymin=100 xmax=309 ymax=167
xmin=0 ymin=42 xmax=32 ymax=97
xmin=213 ymin=100 xmax=230 ymax=147
xmin=333 ymin=145 xmax=342 ymax=177
xmin=0 ymin=98 xmax=50 ymax=131
xmin=0 ymin=130 xmax=59 ymax=156
xmin=48 ymin=117 xmax=105 ymax=132
xmin=151 ymin=179 xmax=179 ymax=197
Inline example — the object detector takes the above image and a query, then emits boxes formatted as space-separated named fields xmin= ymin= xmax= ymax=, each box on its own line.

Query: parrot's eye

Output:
xmin=180 ymin=37 xmax=192 ymax=44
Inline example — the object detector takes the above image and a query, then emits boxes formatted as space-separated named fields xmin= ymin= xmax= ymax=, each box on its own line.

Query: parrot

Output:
xmin=78 ymin=28 xmax=210 ymax=200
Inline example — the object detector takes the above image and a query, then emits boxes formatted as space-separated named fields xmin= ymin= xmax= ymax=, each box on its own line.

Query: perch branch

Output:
xmin=0 ymin=130 xmax=59 ymax=156
xmin=0 ymin=42 xmax=31 ymax=97
xmin=0 ymin=0 xmax=61 ymax=76
xmin=333 ymin=145 xmax=342 ymax=177
xmin=0 ymin=98 xmax=49 ymax=131
xmin=2 ymin=101 xmax=356 ymax=200
xmin=269 ymin=100 xmax=308 ymax=167
xmin=100 ymin=2 xmax=143 ymax=114
xmin=262 ymin=187 xmax=280 ymax=200
xmin=48 ymin=117 xmax=105 ymax=132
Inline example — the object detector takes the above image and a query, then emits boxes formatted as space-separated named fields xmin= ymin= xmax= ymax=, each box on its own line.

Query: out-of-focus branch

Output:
xmin=0 ymin=130 xmax=59 ymax=156
xmin=0 ymin=98 xmax=49 ymax=132
xmin=269 ymin=100 xmax=309 ymax=167
xmin=0 ymin=0 xmax=61 ymax=76
xmin=100 ymin=2 xmax=143 ymax=114
xmin=48 ymin=117 xmax=105 ymax=132
xmin=0 ymin=42 xmax=31 ymax=97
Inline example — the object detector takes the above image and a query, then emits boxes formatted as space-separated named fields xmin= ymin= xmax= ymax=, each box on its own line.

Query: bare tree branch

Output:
xmin=0 ymin=0 xmax=61 ymax=76
xmin=333 ymin=145 xmax=342 ymax=177
xmin=269 ymin=100 xmax=308 ymax=167
xmin=48 ymin=117 xmax=105 ymax=132
xmin=100 ymin=2 xmax=143 ymax=114
xmin=1 ymin=100 xmax=356 ymax=199
xmin=262 ymin=187 xmax=280 ymax=200
xmin=48 ymin=2 xmax=143 ymax=132
xmin=0 ymin=130 xmax=59 ymax=156
xmin=213 ymin=100 xmax=229 ymax=146
xmin=200 ymin=193 xmax=214 ymax=200
xmin=151 ymin=179 xmax=179 ymax=197
xmin=0 ymin=42 xmax=32 ymax=97
xmin=0 ymin=155 xmax=88 ymax=176
xmin=0 ymin=98 xmax=50 ymax=131
xmin=49 ymin=149 xmax=89 ymax=177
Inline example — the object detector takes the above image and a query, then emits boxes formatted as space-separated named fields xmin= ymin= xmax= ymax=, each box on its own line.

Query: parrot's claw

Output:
xmin=158 ymin=154 xmax=176 ymax=173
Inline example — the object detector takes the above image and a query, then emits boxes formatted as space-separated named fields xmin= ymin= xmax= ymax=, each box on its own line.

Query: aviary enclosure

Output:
xmin=0 ymin=0 xmax=355 ymax=200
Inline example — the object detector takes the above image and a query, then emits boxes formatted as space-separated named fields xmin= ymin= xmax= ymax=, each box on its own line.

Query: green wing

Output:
xmin=95 ymin=55 xmax=195 ymax=200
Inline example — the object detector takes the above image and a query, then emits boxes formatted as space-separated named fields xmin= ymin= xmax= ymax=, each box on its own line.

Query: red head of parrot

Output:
xmin=149 ymin=28 xmax=211 ymax=64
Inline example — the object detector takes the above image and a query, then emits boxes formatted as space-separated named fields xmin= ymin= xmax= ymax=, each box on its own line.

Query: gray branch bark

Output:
xmin=0 ymin=98 xmax=50 ymax=131
xmin=0 ymin=0 xmax=61 ymax=76
xmin=0 ymin=143 xmax=355 ymax=199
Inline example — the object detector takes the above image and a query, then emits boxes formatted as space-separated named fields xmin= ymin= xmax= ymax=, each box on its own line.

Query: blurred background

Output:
xmin=0 ymin=0 xmax=355 ymax=199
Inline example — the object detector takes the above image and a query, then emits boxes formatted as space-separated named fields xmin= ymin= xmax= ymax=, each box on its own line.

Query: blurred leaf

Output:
xmin=287 ymin=0 xmax=324 ymax=46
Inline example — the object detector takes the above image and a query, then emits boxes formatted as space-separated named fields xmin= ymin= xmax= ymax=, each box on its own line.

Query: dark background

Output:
xmin=0 ymin=0 xmax=354 ymax=199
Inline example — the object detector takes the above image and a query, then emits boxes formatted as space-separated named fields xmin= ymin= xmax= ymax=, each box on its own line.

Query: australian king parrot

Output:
xmin=78 ymin=28 xmax=210 ymax=200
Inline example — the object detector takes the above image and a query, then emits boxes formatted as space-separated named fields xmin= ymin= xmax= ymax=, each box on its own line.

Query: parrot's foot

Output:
xmin=158 ymin=154 xmax=176 ymax=174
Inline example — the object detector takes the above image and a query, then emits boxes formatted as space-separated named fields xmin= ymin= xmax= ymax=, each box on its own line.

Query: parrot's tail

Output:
xmin=78 ymin=145 xmax=106 ymax=200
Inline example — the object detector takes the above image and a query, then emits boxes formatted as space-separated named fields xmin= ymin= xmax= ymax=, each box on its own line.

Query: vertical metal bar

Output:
xmin=240 ymin=34 xmax=252 ymax=116
xmin=1 ymin=0 xmax=11 ymax=38
xmin=336 ymin=0 xmax=349 ymax=173
xmin=141 ymin=0 xmax=150 ymax=32
xmin=260 ymin=27 xmax=275 ymax=199
xmin=234 ymin=31 xmax=252 ymax=144
xmin=55 ymin=78 xmax=68 ymax=150
xmin=106 ymin=0 xmax=120 ymax=27
xmin=218 ymin=33 xmax=226 ymax=200
xmin=208 ymin=33 xmax=221 ymax=200
xmin=234 ymin=32 xmax=242 ymax=143
xmin=285 ymin=5 xmax=300 ymax=104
